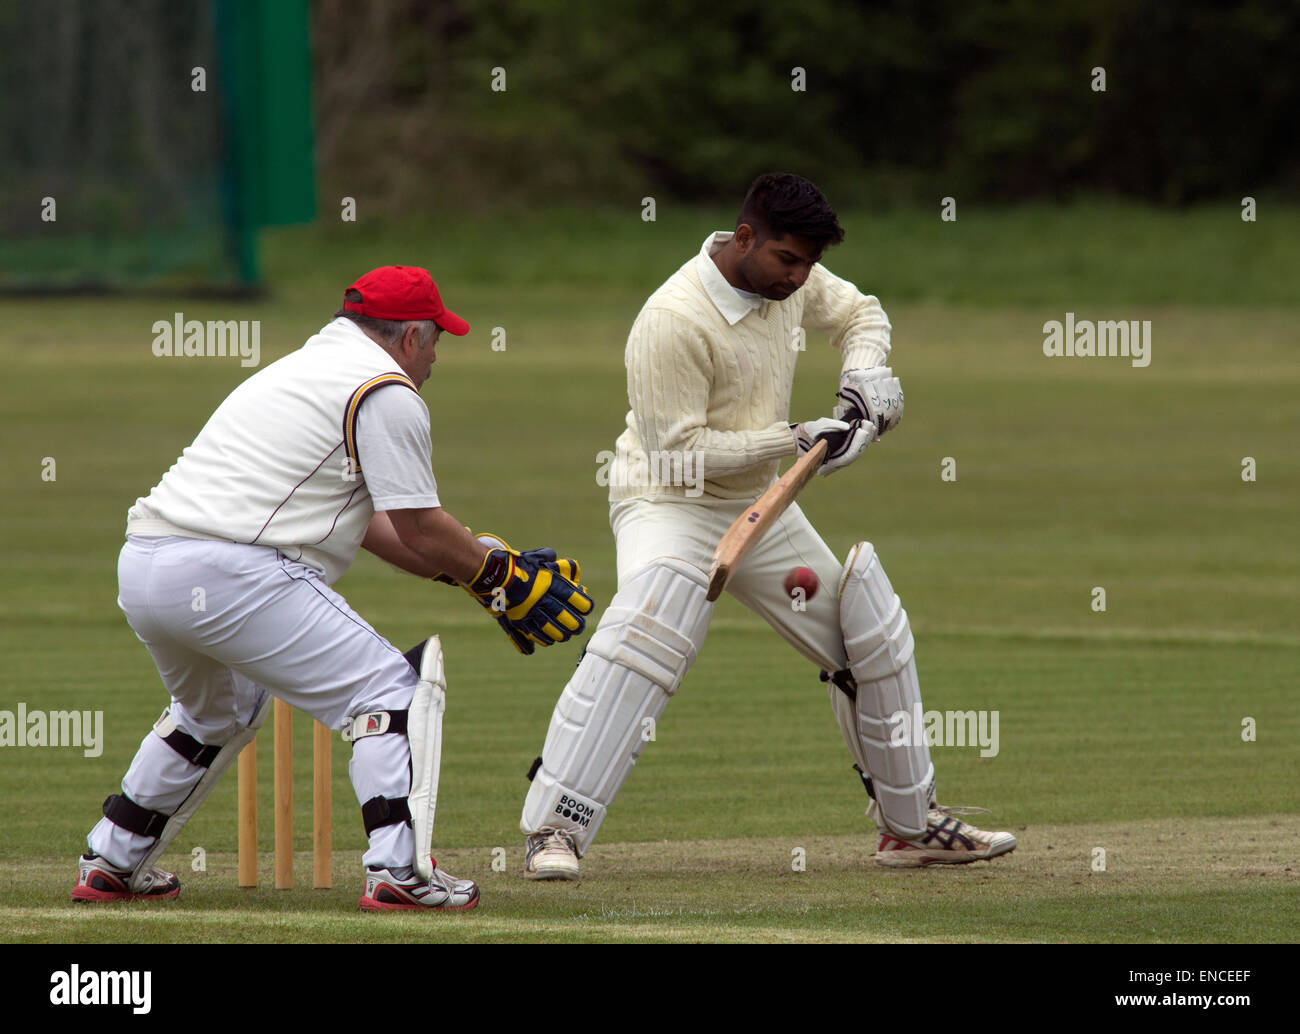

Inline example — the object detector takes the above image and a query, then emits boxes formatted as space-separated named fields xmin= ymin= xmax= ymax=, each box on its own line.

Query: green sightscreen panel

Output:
xmin=0 ymin=0 xmax=314 ymax=291
xmin=215 ymin=0 xmax=315 ymax=283
xmin=256 ymin=0 xmax=316 ymax=227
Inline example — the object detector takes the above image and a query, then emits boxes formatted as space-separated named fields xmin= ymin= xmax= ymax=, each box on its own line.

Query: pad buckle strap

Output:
xmin=852 ymin=763 xmax=876 ymax=801
xmin=102 ymin=793 xmax=169 ymax=839
xmin=820 ymin=668 xmax=857 ymax=702
xmin=342 ymin=709 xmax=409 ymax=743
xmin=152 ymin=709 xmax=221 ymax=768
xmin=361 ymin=795 xmax=412 ymax=835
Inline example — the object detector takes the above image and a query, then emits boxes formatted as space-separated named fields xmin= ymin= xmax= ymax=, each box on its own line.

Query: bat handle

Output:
xmin=706 ymin=562 xmax=727 ymax=602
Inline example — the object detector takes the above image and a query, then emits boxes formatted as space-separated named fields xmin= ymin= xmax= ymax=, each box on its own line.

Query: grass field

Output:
xmin=2 ymin=204 xmax=1297 ymax=943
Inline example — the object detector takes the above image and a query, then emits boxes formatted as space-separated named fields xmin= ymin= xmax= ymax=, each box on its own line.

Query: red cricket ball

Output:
xmin=783 ymin=566 xmax=820 ymax=601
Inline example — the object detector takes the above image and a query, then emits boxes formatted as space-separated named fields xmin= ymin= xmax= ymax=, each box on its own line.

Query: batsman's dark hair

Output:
xmin=737 ymin=172 xmax=844 ymax=249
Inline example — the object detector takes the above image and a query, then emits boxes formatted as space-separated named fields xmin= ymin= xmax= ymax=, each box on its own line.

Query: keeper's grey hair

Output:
xmin=333 ymin=292 xmax=436 ymax=348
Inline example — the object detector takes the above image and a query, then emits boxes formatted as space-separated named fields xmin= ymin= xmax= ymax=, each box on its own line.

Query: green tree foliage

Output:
xmin=312 ymin=0 xmax=1299 ymax=209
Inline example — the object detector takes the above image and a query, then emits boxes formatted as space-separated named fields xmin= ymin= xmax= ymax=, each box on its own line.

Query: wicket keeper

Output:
xmin=73 ymin=266 xmax=592 ymax=909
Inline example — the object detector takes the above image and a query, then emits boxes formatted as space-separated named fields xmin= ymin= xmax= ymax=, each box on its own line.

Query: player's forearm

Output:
xmin=362 ymin=511 xmax=440 ymax=577
xmin=801 ymin=265 xmax=892 ymax=370
xmin=666 ymin=421 xmax=797 ymax=476
xmin=365 ymin=508 xmax=487 ymax=582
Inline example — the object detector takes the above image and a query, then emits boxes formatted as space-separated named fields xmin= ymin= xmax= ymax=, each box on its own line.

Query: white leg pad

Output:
xmin=129 ymin=688 xmax=272 ymax=891
xmin=521 ymin=559 xmax=712 ymax=854
xmin=835 ymin=542 xmax=934 ymax=838
xmin=408 ymin=636 xmax=445 ymax=884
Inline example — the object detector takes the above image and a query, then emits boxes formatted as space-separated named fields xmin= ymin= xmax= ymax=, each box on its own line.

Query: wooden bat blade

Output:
xmin=706 ymin=438 xmax=828 ymax=601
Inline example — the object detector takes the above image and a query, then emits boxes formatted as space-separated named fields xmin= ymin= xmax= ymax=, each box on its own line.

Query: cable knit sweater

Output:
xmin=608 ymin=232 xmax=892 ymax=501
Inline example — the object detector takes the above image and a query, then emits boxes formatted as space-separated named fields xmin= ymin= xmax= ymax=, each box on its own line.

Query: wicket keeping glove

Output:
xmin=465 ymin=534 xmax=593 ymax=654
xmin=792 ymin=416 xmax=875 ymax=477
xmin=834 ymin=366 xmax=904 ymax=436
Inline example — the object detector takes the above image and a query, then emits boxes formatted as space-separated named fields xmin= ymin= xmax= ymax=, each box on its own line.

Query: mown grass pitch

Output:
xmin=2 ymin=205 xmax=1296 ymax=942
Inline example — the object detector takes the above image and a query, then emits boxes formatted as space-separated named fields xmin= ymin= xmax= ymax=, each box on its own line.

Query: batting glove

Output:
xmin=792 ymin=416 xmax=875 ymax=477
xmin=835 ymin=366 xmax=904 ymax=436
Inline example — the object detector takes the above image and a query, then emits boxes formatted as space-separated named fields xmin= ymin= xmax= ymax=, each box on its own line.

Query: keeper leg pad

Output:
xmin=521 ymin=559 xmax=712 ymax=854
xmin=406 ymin=635 xmax=445 ymax=883
xmin=128 ymin=689 xmax=272 ymax=891
xmin=832 ymin=542 xmax=934 ymax=839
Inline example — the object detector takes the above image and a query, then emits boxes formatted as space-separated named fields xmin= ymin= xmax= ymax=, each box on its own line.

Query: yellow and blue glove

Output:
xmin=464 ymin=534 xmax=593 ymax=655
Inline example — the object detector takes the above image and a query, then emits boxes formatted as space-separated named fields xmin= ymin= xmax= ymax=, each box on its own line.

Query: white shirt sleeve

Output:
xmin=354 ymin=385 xmax=441 ymax=511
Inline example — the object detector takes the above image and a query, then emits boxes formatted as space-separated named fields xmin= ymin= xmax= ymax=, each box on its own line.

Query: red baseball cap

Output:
xmin=343 ymin=265 xmax=469 ymax=335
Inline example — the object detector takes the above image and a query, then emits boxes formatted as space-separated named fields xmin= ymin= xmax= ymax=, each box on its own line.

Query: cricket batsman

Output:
xmin=521 ymin=174 xmax=1015 ymax=877
xmin=73 ymin=265 xmax=592 ymax=909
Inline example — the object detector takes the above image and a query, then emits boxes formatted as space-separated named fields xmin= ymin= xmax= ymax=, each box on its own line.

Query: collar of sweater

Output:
xmin=696 ymin=231 xmax=764 ymax=326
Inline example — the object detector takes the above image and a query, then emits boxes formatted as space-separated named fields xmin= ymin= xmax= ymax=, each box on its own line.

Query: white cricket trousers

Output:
xmin=87 ymin=535 xmax=418 ymax=871
xmin=612 ymin=496 xmax=848 ymax=670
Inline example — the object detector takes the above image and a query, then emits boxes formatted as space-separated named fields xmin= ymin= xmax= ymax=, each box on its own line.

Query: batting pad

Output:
xmin=834 ymin=542 xmax=934 ymax=839
xmin=408 ymin=636 xmax=446 ymax=884
xmin=521 ymin=559 xmax=712 ymax=854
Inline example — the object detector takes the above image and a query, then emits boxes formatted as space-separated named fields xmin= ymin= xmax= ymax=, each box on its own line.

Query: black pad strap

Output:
xmin=852 ymin=764 xmax=876 ymax=801
xmin=526 ymin=756 xmax=543 ymax=782
xmin=102 ymin=793 xmax=169 ymax=839
xmin=403 ymin=641 xmax=426 ymax=673
xmin=158 ymin=726 xmax=221 ymax=768
xmin=821 ymin=668 xmax=857 ymax=702
xmin=361 ymin=795 xmax=412 ymax=835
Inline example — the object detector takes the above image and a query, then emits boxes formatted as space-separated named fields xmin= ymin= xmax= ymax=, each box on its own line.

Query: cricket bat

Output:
xmin=706 ymin=438 xmax=828 ymax=601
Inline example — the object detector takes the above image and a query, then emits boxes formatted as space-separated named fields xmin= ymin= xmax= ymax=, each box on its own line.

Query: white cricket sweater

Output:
xmin=609 ymin=232 xmax=892 ymax=501
xmin=126 ymin=318 xmax=422 ymax=584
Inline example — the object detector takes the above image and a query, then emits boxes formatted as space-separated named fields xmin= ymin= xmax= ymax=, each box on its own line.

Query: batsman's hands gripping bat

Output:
xmin=834 ymin=366 xmax=903 ymax=436
xmin=708 ymin=413 xmax=878 ymax=601
xmin=792 ymin=415 xmax=874 ymax=476
xmin=464 ymin=534 xmax=593 ymax=654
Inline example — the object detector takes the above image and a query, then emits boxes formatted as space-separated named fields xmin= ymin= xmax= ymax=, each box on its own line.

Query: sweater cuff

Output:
xmin=752 ymin=422 xmax=799 ymax=461
xmin=839 ymin=341 xmax=889 ymax=373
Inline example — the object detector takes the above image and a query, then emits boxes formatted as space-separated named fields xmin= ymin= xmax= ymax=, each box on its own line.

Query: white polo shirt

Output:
xmin=127 ymin=318 xmax=440 ymax=583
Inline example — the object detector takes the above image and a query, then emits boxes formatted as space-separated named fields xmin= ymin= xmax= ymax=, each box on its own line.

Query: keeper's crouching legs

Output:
xmin=521 ymin=559 xmax=712 ymax=873
xmin=352 ymin=636 xmax=478 ymax=910
xmin=75 ymin=686 xmax=272 ymax=900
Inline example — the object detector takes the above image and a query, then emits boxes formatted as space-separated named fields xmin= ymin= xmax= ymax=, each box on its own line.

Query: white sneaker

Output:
xmin=524 ymin=827 xmax=580 ymax=880
xmin=358 ymin=858 xmax=479 ymax=910
xmin=71 ymin=852 xmax=180 ymax=902
xmin=874 ymin=806 xmax=1017 ymax=868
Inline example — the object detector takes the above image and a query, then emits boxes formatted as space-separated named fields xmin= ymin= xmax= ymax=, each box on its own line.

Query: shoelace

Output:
xmin=551 ymin=829 xmax=577 ymax=851
xmin=532 ymin=827 xmax=576 ymax=851
xmin=932 ymin=804 xmax=991 ymax=820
